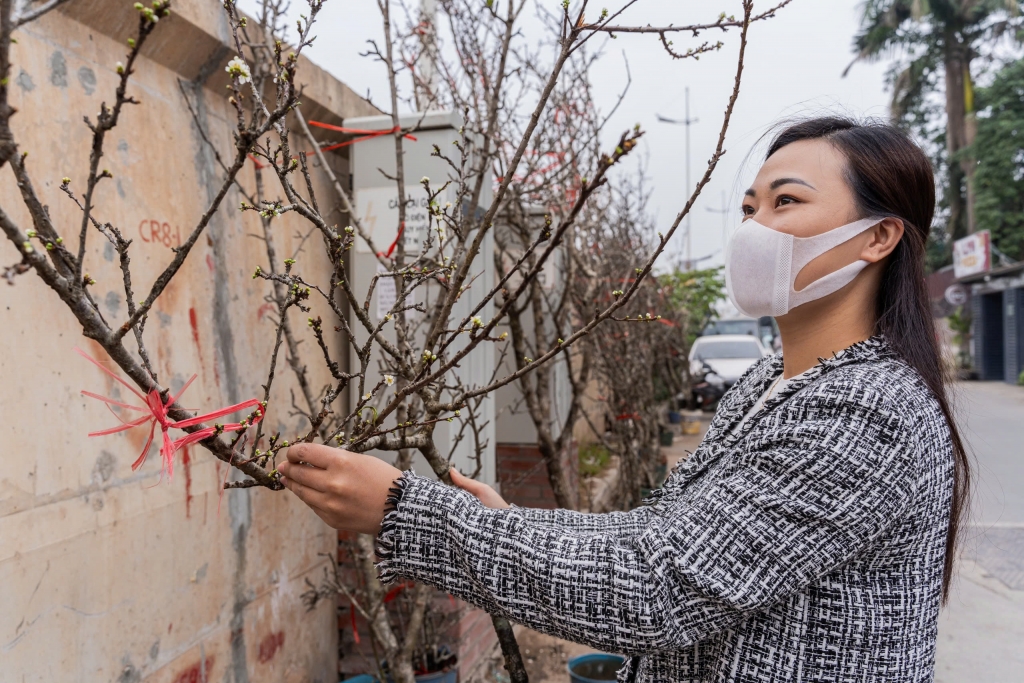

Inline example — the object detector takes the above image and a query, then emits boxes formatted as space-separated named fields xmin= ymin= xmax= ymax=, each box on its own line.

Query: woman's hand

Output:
xmin=278 ymin=443 xmax=402 ymax=534
xmin=450 ymin=467 xmax=509 ymax=509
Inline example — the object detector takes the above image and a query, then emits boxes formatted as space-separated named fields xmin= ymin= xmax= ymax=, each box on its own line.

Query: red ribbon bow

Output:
xmin=76 ymin=348 xmax=265 ymax=478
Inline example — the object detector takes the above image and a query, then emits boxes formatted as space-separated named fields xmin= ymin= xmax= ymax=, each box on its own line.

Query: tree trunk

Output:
xmin=538 ymin=438 xmax=576 ymax=510
xmin=943 ymin=30 xmax=976 ymax=241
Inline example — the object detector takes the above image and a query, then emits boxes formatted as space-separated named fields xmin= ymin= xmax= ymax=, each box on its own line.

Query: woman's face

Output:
xmin=741 ymin=138 xmax=867 ymax=291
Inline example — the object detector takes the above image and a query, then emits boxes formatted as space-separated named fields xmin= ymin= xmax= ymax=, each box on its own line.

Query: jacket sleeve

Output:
xmin=511 ymin=505 xmax=655 ymax=538
xmin=375 ymin=392 xmax=919 ymax=654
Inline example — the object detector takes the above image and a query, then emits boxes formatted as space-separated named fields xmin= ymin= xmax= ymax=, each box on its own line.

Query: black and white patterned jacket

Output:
xmin=376 ymin=336 xmax=954 ymax=682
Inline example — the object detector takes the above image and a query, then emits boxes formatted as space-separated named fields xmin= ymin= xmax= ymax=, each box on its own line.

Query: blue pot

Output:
xmin=413 ymin=669 xmax=457 ymax=683
xmin=568 ymin=653 xmax=626 ymax=683
xmin=376 ymin=666 xmax=458 ymax=683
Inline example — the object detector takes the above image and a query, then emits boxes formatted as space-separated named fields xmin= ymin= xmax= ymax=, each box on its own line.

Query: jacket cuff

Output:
xmin=374 ymin=470 xmax=452 ymax=585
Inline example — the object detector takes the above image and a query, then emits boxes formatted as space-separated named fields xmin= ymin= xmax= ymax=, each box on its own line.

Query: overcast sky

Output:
xmin=240 ymin=0 xmax=893 ymax=267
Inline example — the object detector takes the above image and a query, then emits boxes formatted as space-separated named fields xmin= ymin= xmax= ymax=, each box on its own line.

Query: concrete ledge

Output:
xmin=58 ymin=0 xmax=379 ymax=123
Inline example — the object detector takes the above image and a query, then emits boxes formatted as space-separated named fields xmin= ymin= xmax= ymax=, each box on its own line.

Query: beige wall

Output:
xmin=0 ymin=2 xmax=376 ymax=681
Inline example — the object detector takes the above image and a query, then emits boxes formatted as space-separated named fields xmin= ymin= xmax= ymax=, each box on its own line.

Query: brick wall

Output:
xmin=496 ymin=442 xmax=579 ymax=509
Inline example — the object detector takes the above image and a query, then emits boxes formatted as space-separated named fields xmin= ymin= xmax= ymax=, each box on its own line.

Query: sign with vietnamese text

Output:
xmin=354 ymin=185 xmax=432 ymax=255
xmin=952 ymin=230 xmax=991 ymax=279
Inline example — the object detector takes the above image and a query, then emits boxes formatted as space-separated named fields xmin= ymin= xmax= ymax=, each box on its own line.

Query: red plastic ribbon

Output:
xmin=76 ymin=348 xmax=265 ymax=479
xmin=379 ymin=221 xmax=405 ymax=259
xmin=350 ymin=600 xmax=361 ymax=644
xmin=307 ymin=120 xmax=417 ymax=153
xmin=246 ymin=122 xmax=418 ymax=169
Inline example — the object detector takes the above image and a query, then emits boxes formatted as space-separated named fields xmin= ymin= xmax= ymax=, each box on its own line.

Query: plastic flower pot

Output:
xmin=568 ymin=653 xmax=626 ymax=683
xmin=659 ymin=430 xmax=674 ymax=446
xmin=342 ymin=676 xmax=379 ymax=683
xmin=681 ymin=419 xmax=702 ymax=435
xmin=667 ymin=410 xmax=683 ymax=424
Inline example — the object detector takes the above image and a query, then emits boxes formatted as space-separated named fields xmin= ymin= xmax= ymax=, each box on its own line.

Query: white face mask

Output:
xmin=724 ymin=216 xmax=882 ymax=318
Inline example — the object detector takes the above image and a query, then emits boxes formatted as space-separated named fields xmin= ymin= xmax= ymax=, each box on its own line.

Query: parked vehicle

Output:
xmin=688 ymin=334 xmax=770 ymax=410
xmin=703 ymin=316 xmax=780 ymax=352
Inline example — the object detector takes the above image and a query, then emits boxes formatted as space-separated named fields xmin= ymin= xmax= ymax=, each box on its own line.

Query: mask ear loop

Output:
xmin=789 ymin=217 xmax=883 ymax=293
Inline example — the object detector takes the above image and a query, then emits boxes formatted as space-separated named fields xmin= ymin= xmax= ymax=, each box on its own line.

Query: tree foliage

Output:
xmin=659 ymin=267 xmax=726 ymax=349
xmin=973 ymin=57 xmax=1024 ymax=261
xmin=848 ymin=0 xmax=1024 ymax=269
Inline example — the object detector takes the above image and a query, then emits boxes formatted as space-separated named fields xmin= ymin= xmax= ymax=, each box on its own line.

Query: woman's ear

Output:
xmin=861 ymin=217 xmax=905 ymax=263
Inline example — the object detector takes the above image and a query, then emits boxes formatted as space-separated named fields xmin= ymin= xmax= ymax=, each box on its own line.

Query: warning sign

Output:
xmin=354 ymin=185 xmax=433 ymax=255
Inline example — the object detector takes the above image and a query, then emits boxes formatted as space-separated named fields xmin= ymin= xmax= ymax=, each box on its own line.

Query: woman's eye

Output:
xmin=776 ymin=195 xmax=798 ymax=207
xmin=740 ymin=204 xmax=755 ymax=216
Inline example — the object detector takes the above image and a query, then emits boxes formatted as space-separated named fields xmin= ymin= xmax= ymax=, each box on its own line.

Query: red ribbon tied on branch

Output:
xmin=76 ymin=348 xmax=265 ymax=478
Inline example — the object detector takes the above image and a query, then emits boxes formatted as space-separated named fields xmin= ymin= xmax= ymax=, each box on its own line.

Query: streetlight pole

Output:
xmin=417 ymin=0 xmax=438 ymax=112
xmin=706 ymin=189 xmax=730 ymax=258
xmin=658 ymin=87 xmax=698 ymax=269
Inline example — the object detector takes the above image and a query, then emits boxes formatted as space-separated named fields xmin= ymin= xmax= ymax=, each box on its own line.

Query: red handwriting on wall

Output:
xmin=172 ymin=655 xmax=215 ymax=683
xmin=138 ymin=219 xmax=182 ymax=248
xmin=257 ymin=631 xmax=285 ymax=663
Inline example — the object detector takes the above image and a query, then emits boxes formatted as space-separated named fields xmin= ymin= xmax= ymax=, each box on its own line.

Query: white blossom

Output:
xmin=471 ymin=316 xmax=483 ymax=327
xmin=383 ymin=374 xmax=395 ymax=386
xmin=362 ymin=391 xmax=373 ymax=401
xmin=225 ymin=56 xmax=251 ymax=85
xmin=420 ymin=176 xmax=430 ymax=184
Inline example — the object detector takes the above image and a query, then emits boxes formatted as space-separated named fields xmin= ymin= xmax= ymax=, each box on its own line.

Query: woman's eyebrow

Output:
xmin=745 ymin=177 xmax=817 ymax=198
xmin=769 ymin=177 xmax=816 ymax=191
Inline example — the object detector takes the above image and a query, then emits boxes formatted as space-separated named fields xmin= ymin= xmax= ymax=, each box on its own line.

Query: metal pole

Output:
xmin=417 ymin=0 xmax=438 ymax=112
xmin=685 ymin=87 xmax=691 ymax=270
xmin=706 ymin=189 xmax=729 ymax=257
xmin=657 ymin=92 xmax=698 ymax=269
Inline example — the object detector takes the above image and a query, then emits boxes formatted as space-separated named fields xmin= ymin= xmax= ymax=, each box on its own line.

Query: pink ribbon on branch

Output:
xmin=76 ymin=348 xmax=265 ymax=479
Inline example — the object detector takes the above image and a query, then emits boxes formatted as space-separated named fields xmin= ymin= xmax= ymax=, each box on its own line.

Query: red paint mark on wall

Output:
xmin=182 ymin=445 xmax=193 ymax=518
xmin=138 ymin=219 xmax=182 ymax=249
xmin=206 ymin=253 xmax=215 ymax=273
xmin=188 ymin=306 xmax=220 ymax=389
xmin=172 ymin=655 xmax=215 ymax=683
xmin=189 ymin=308 xmax=204 ymax=372
xmin=257 ymin=631 xmax=285 ymax=664
xmin=256 ymin=302 xmax=275 ymax=322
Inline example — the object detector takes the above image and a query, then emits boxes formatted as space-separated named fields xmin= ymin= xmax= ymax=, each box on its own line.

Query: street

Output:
xmin=935 ymin=382 xmax=1024 ymax=683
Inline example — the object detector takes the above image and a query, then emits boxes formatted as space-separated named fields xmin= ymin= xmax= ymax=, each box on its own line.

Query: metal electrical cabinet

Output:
xmin=346 ymin=111 xmax=498 ymax=486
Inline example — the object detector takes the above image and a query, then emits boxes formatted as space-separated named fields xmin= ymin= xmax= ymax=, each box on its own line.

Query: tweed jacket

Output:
xmin=376 ymin=337 xmax=954 ymax=682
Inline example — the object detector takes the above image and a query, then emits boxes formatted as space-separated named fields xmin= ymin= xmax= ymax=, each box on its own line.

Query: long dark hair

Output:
xmin=767 ymin=117 xmax=969 ymax=604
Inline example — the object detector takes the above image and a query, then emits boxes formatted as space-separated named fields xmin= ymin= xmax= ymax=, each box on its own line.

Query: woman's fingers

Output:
xmin=450 ymin=467 xmax=481 ymax=492
xmin=284 ymin=442 xmax=334 ymax=469
xmin=450 ymin=467 xmax=510 ymax=509
xmin=280 ymin=474 xmax=330 ymax=511
xmin=278 ymin=458 xmax=330 ymax=493
xmin=279 ymin=444 xmax=404 ymax=534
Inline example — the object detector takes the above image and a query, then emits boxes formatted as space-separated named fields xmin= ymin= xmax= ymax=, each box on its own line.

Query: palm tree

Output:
xmin=846 ymin=0 xmax=1021 ymax=243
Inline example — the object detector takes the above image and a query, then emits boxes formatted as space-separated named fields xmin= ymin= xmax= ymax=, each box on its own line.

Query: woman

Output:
xmin=278 ymin=117 xmax=969 ymax=682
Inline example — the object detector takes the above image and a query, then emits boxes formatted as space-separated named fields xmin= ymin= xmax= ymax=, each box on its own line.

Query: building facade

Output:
xmin=0 ymin=2 xmax=377 ymax=681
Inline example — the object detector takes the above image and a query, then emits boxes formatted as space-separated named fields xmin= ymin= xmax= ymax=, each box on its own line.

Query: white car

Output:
xmin=689 ymin=334 xmax=771 ymax=388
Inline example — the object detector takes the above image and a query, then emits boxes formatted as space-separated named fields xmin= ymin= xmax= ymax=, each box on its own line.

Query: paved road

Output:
xmin=936 ymin=382 xmax=1024 ymax=683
